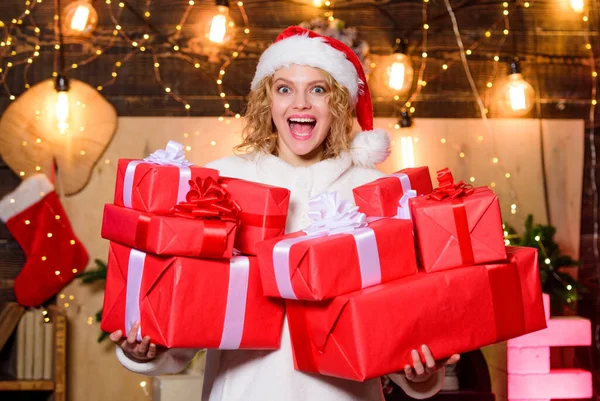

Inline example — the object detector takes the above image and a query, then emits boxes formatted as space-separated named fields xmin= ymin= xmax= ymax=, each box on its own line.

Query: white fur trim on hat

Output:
xmin=0 ymin=174 xmax=54 ymax=222
xmin=350 ymin=129 xmax=391 ymax=167
xmin=251 ymin=34 xmax=361 ymax=103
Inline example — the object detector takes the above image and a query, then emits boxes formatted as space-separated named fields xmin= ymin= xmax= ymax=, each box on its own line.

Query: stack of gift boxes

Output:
xmin=101 ymin=142 xmax=547 ymax=382
xmin=100 ymin=141 xmax=290 ymax=350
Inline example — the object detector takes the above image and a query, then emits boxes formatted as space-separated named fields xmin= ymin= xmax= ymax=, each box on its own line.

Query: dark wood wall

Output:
xmin=0 ymin=0 xmax=598 ymax=119
xmin=0 ymin=159 xmax=24 ymax=304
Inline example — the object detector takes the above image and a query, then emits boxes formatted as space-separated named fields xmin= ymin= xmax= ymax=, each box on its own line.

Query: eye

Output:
xmin=277 ymin=85 xmax=291 ymax=94
xmin=312 ymin=86 xmax=326 ymax=94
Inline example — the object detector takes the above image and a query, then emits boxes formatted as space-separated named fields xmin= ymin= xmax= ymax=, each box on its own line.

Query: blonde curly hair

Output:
xmin=234 ymin=68 xmax=355 ymax=160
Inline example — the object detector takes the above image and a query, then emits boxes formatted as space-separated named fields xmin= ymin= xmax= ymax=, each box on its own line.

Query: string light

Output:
xmin=439 ymin=0 xmax=520 ymax=217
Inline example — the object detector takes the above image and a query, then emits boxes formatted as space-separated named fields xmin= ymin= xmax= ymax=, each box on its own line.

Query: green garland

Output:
xmin=504 ymin=214 xmax=585 ymax=313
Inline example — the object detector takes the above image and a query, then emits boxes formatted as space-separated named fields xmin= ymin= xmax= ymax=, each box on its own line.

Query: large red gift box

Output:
xmin=256 ymin=218 xmax=417 ymax=301
xmin=101 ymin=204 xmax=237 ymax=258
xmin=219 ymin=177 xmax=290 ymax=255
xmin=352 ymin=167 xmax=433 ymax=218
xmin=101 ymin=242 xmax=284 ymax=349
xmin=410 ymin=168 xmax=506 ymax=272
xmin=287 ymin=246 xmax=546 ymax=381
xmin=114 ymin=159 xmax=218 ymax=214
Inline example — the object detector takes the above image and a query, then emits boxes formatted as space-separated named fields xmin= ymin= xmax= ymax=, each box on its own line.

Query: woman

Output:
xmin=110 ymin=26 xmax=459 ymax=400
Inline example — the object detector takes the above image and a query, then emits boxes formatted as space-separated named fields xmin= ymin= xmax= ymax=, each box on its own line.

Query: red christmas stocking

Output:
xmin=0 ymin=174 xmax=89 ymax=306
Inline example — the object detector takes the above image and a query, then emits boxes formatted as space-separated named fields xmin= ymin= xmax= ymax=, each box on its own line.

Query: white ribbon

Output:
xmin=125 ymin=248 xmax=146 ymax=342
xmin=124 ymin=249 xmax=250 ymax=348
xmin=122 ymin=141 xmax=193 ymax=208
xmin=352 ymin=227 xmax=382 ymax=287
xmin=143 ymin=140 xmax=194 ymax=167
xmin=392 ymin=172 xmax=412 ymax=193
xmin=397 ymin=189 xmax=417 ymax=220
xmin=123 ymin=160 xmax=144 ymax=208
xmin=219 ymin=256 xmax=250 ymax=349
xmin=302 ymin=192 xmax=367 ymax=236
xmin=272 ymin=192 xmax=382 ymax=299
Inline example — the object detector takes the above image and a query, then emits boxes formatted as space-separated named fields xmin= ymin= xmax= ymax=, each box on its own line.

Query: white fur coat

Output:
xmin=115 ymin=131 xmax=444 ymax=401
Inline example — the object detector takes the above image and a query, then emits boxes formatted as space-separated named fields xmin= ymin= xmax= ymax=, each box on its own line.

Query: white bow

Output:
xmin=302 ymin=192 xmax=367 ymax=236
xmin=144 ymin=140 xmax=194 ymax=167
xmin=397 ymin=189 xmax=417 ymax=219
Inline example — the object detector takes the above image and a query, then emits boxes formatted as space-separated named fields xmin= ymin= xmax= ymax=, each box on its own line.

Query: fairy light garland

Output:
xmin=440 ymin=0 xmax=521 ymax=213
xmin=1 ymin=0 xmax=252 ymax=122
xmin=399 ymin=0 xmax=429 ymax=117
xmin=504 ymin=225 xmax=577 ymax=303
xmin=216 ymin=1 xmax=250 ymax=120
xmin=1 ymin=0 xmax=41 ymax=99
xmin=22 ymin=0 xmax=42 ymax=89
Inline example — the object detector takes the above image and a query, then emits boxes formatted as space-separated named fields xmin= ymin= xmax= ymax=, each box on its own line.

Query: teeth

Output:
xmin=288 ymin=118 xmax=316 ymax=123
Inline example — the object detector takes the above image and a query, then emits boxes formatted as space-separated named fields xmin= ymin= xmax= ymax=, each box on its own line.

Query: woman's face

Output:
xmin=270 ymin=64 xmax=333 ymax=166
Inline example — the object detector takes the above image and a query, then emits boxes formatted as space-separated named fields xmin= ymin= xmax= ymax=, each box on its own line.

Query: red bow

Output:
xmin=172 ymin=177 xmax=241 ymax=221
xmin=427 ymin=168 xmax=474 ymax=201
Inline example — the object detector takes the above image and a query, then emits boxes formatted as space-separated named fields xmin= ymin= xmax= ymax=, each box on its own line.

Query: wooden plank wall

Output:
xmin=0 ymin=158 xmax=24 ymax=305
xmin=0 ymin=0 xmax=598 ymax=119
xmin=577 ymin=127 xmax=600 ymax=374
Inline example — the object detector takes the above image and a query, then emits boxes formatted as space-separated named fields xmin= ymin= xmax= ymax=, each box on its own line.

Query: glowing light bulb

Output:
xmin=570 ymin=0 xmax=584 ymax=13
xmin=70 ymin=5 xmax=90 ymax=31
xmin=209 ymin=14 xmax=227 ymax=43
xmin=507 ymin=75 xmax=531 ymax=112
xmin=385 ymin=48 xmax=414 ymax=94
xmin=208 ymin=1 xmax=233 ymax=44
xmin=500 ymin=60 xmax=535 ymax=117
xmin=62 ymin=0 xmax=98 ymax=35
xmin=56 ymin=91 xmax=69 ymax=134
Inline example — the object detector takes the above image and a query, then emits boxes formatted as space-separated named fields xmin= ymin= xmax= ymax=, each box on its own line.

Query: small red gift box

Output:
xmin=410 ymin=168 xmax=506 ymax=272
xmin=352 ymin=167 xmax=433 ymax=218
xmin=114 ymin=141 xmax=219 ymax=214
xmin=101 ymin=204 xmax=237 ymax=258
xmin=101 ymin=242 xmax=284 ymax=349
xmin=219 ymin=177 xmax=290 ymax=255
xmin=256 ymin=192 xmax=417 ymax=301
xmin=287 ymin=246 xmax=546 ymax=381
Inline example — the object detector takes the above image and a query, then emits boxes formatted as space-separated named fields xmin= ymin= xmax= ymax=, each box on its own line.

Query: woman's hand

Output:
xmin=404 ymin=345 xmax=460 ymax=383
xmin=109 ymin=321 xmax=159 ymax=363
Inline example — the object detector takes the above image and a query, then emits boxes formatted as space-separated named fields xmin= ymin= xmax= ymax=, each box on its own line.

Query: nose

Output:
xmin=292 ymin=91 xmax=311 ymax=110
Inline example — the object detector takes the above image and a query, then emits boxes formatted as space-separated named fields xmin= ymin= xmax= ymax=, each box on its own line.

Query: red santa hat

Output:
xmin=251 ymin=26 xmax=390 ymax=167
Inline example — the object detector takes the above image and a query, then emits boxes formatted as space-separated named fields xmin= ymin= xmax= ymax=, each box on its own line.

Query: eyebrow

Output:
xmin=273 ymin=77 xmax=327 ymax=86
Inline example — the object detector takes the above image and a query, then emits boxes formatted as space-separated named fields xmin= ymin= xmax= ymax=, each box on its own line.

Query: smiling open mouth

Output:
xmin=288 ymin=117 xmax=317 ymax=139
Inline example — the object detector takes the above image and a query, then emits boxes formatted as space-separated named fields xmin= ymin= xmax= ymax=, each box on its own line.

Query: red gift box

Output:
xmin=219 ymin=177 xmax=290 ymax=255
xmin=256 ymin=217 xmax=417 ymax=301
xmin=287 ymin=246 xmax=546 ymax=381
xmin=410 ymin=168 xmax=506 ymax=272
xmin=114 ymin=158 xmax=218 ymax=214
xmin=101 ymin=242 xmax=284 ymax=349
xmin=352 ymin=167 xmax=433 ymax=218
xmin=101 ymin=204 xmax=237 ymax=258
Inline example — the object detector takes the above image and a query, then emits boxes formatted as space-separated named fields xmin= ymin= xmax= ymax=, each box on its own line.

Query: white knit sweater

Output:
xmin=115 ymin=132 xmax=445 ymax=400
